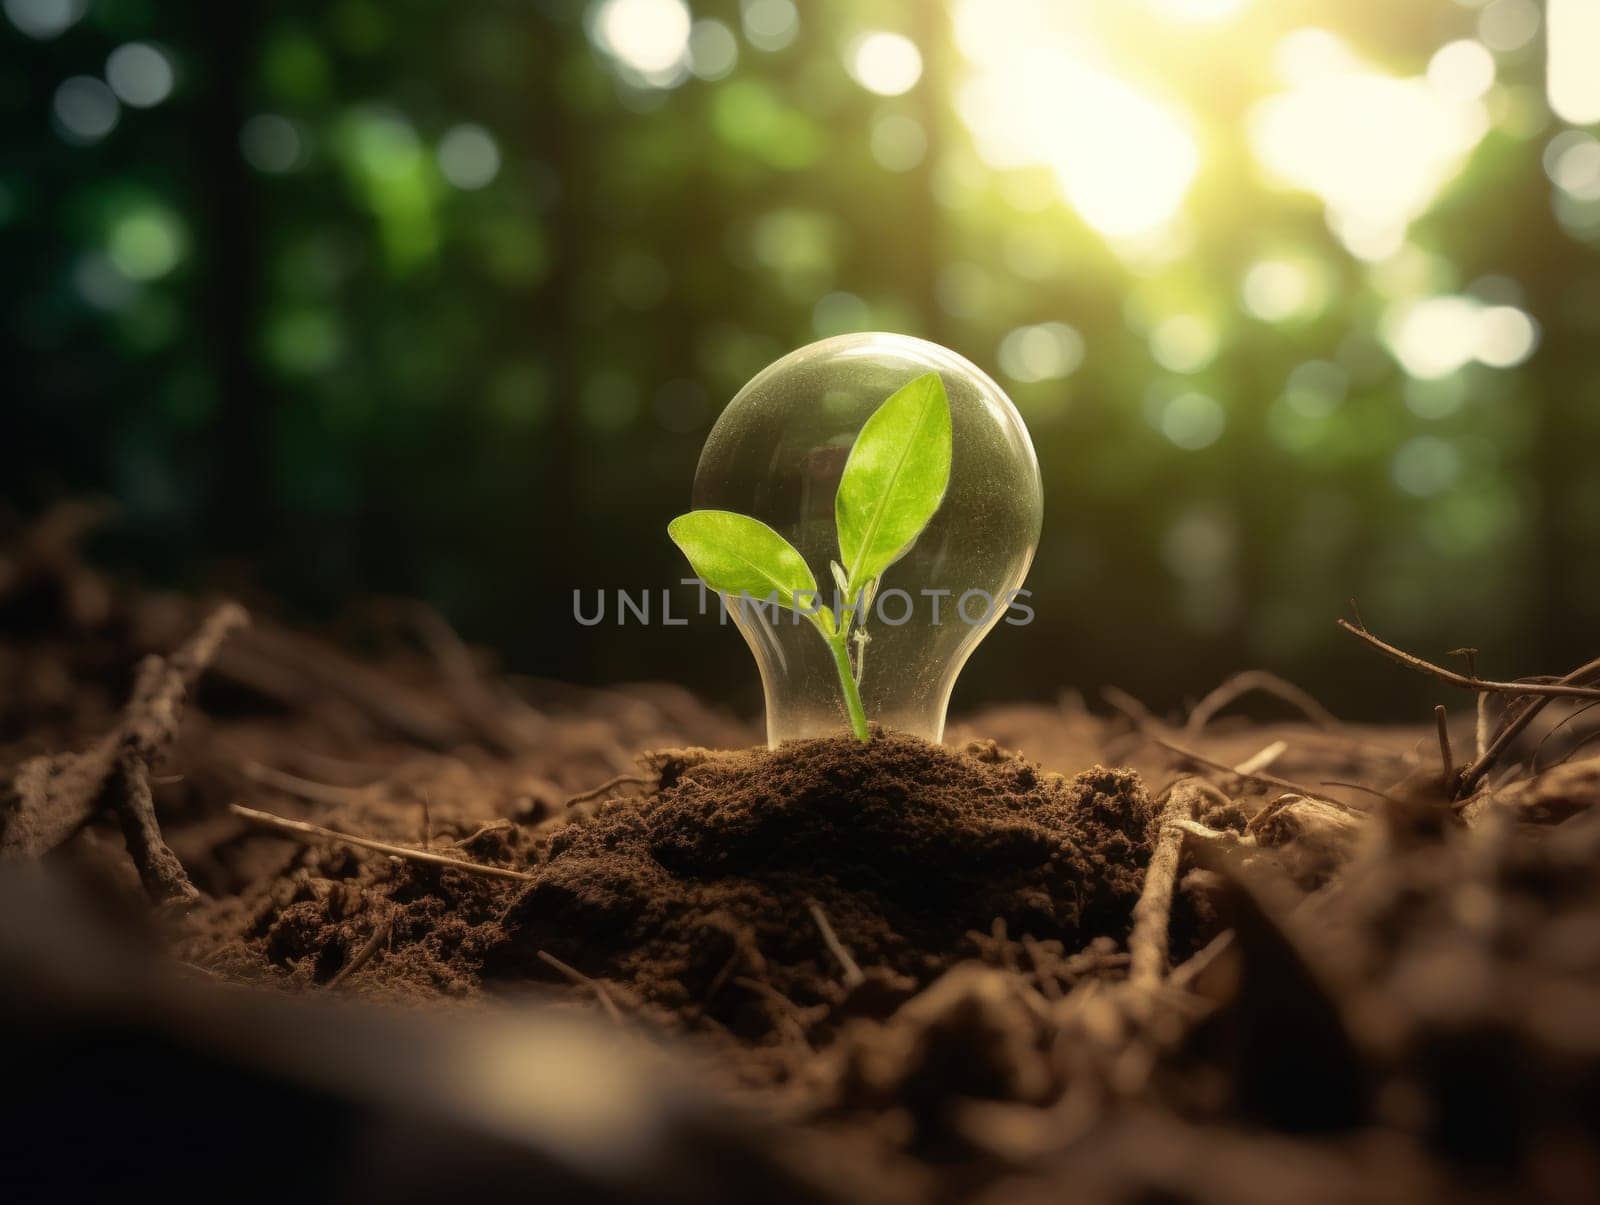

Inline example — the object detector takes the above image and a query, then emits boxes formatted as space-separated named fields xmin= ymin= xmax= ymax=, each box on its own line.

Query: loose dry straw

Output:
xmin=229 ymin=802 xmax=533 ymax=882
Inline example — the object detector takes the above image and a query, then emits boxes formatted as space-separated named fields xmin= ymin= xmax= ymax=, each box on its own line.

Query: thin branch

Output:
xmin=807 ymin=899 xmax=864 ymax=986
xmin=229 ymin=803 xmax=533 ymax=882
xmin=1101 ymin=684 xmax=1163 ymax=730
xmin=1233 ymin=740 xmax=1288 ymax=777
xmin=1169 ymin=930 xmax=1234 ymax=992
xmin=564 ymin=773 xmax=650 ymax=807
xmin=1128 ymin=781 xmax=1206 ymax=987
xmin=1150 ymin=735 xmax=1349 ymax=809
xmin=536 ymin=950 xmax=623 ymax=1025
xmin=1321 ymin=780 xmax=1403 ymax=806
xmin=328 ymin=915 xmax=392 ymax=988
xmin=1336 ymin=620 xmax=1600 ymax=701
xmin=1183 ymin=670 xmax=1340 ymax=738
xmin=1458 ymin=652 xmax=1600 ymax=795
xmin=1532 ymin=700 xmax=1600 ymax=772
xmin=242 ymin=761 xmax=370 ymax=807
xmin=2 ymin=602 xmax=247 ymax=904
xmin=111 ymin=752 xmax=199 ymax=906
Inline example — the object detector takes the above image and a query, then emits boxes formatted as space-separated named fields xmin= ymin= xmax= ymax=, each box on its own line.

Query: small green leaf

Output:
xmin=668 ymin=509 xmax=822 ymax=619
xmin=835 ymin=371 xmax=952 ymax=591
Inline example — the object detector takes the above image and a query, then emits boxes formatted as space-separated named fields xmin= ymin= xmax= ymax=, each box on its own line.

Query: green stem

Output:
xmin=826 ymin=632 xmax=871 ymax=743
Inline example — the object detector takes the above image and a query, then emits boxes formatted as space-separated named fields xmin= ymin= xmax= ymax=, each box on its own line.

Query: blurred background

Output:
xmin=2 ymin=0 xmax=1598 ymax=721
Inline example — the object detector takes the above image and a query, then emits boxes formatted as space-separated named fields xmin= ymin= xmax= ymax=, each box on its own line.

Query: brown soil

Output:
xmin=6 ymin=506 xmax=1600 ymax=1204
xmin=182 ymin=734 xmax=1155 ymax=1055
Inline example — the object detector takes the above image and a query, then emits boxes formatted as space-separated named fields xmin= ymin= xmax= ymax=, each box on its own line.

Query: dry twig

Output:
xmin=0 ymin=602 xmax=248 ymax=903
xmin=1150 ymin=735 xmax=1348 ymax=808
xmin=1128 ymin=780 xmax=1207 ymax=988
xmin=536 ymin=949 xmax=624 ymax=1025
xmin=564 ymin=773 xmax=651 ymax=807
xmin=1336 ymin=619 xmax=1600 ymax=702
xmin=808 ymin=898 xmax=865 ymax=987
xmin=229 ymin=803 xmax=533 ymax=883
xmin=242 ymin=761 xmax=371 ymax=807
xmin=1457 ymin=653 xmax=1600 ymax=796
xmin=327 ymin=914 xmax=392 ymax=988
xmin=1183 ymin=670 xmax=1340 ymax=738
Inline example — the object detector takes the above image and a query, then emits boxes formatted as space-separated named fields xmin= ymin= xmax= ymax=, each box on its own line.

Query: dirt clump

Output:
xmin=485 ymin=732 xmax=1154 ymax=1035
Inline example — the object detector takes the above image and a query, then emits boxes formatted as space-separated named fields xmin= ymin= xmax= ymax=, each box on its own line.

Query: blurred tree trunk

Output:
xmin=199 ymin=0 xmax=268 ymax=553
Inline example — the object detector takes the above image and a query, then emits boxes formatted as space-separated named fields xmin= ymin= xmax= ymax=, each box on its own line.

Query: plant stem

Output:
xmin=826 ymin=632 xmax=871 ymax=743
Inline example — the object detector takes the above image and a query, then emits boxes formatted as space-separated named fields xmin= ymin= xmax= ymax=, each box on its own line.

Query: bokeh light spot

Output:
xmin=592 ymin=0 xmax=691 ymax=80
xmin=1241 ymin=258 xmax=1324 ymax=322
xmin=1392 ymin=435 xmax=1463 ymax=497
xmin=1383 ymin=295 xmax=1540 ymax=376
xmin=812 ymin=291 xmax=871 ymax=338
xmin=688 ymin=19 xmax=738 ymax=81
xmin=869 ymin=113 xmax=927 ymax=172
xmin=1149 ymin=314 xmax=1220 ymax=373
xmin=266 ymin=309 xmax=343 ymax=376
xmin=1404 ymin=373 xmax=1469 ymax=419
xmin=1382 ymin=295 xmax=1481 ymax=378
xmin=3 ymin=0 xmax=82 ymax=39
xmin=106 ymin=43 xmax=175 ymax=108
xmin=1427 ymin=40 xmax=1495 ymax=103
xmin=847 ymin=32 xmax=923 ymax=97
xmin=109 ymin=207 xmax=186 ymax=281
xmin=52 ymin=76 xmax=119 ymax=145
xmin=437 ymin=124 xmax=501 ymax=190
xmin=74 ymin=252 xmax=137 ymax=311
xmin=1159 ymin=392 xmax=1226 ymax=449
xmin=1549 ymin=0 xmax=1600 ymax=124
xmin=1545 ymin=132 xmax=1600 ymax=201
xmin=998 ymin=322 xmax=1084 ymax=383
xmin=742 ymin=0 xmax=799 ymax=53
xmin=1283 ymin=359 xmax=1347 ymax=416
xmin=241 ymin=114 xmax=305 ymax=173
xmin=1476 ymin=305 xmax=1539 ymax=367
xmin=1477 ymin=0 xmax=1540 ymax=53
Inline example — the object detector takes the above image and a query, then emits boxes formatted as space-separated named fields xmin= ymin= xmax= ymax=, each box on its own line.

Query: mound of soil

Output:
xmin=189 ymin=733 xmax=1155 ymax=1041
xmin=488 ymin=734 xmax=1153 ymax=1029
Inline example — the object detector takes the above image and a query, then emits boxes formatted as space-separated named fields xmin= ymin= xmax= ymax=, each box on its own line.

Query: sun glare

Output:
xmin=953 ymin=0 xmax=1198 ymax=241
xmin=1548 ymin=0 xmax=1600 ymax=124
xmin=847 ymin=31 xmax=923 ymax=97
xmin=591 ymin=0 xmax=691 ymax=84
xmin=1250 ymin=30 xmax=1488 ymax=260
xmin=1146 ymin=0 xmax=1250 ymax=23
xmin=1381 ymin=294 xmax=1540 ymax=378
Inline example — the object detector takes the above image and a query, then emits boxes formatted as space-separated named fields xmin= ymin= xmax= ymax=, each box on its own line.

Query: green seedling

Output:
xmin=670 ymin=372 xmax=952 ymax=742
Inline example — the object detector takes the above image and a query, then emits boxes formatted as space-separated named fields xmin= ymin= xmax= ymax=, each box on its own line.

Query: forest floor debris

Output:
xmin=4 ymin=509 xmax=1600 ymax=1202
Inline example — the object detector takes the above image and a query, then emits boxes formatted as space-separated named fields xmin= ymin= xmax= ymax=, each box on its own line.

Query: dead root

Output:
xmin=0 ymin=602 xmax=247 ymax=903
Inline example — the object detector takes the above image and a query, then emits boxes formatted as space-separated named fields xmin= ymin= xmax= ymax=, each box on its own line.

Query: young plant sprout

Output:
xmin=670 ymin=372 xmax=952 ymax=743
xmin=673 ymin=333 xmax=1041 ymax=750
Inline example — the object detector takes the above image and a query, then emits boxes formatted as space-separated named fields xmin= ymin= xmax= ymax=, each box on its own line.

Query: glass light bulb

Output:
xmin=690 ymin=332 xmax=1043 ymax=746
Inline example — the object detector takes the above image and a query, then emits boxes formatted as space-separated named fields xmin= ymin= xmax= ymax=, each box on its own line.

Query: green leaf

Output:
xmin=835 ymin=371 xmax=952 ymax=590
xmin=668 ymin=510 xmax=824 ymax=621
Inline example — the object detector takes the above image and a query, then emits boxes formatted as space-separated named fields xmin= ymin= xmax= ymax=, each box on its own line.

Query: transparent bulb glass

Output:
xmin=692 ymin=333 xmax=1043 ymax=746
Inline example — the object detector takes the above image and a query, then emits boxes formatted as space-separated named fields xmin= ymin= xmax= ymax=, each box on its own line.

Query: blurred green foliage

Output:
xmin=3 ymin=0 xmax=1598 ymax=718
